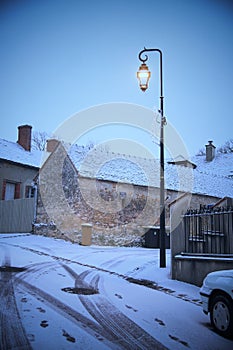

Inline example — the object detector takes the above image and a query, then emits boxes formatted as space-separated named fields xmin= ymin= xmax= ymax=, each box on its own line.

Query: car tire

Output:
xmin=210 ymin=294 xmax=233 ymax=338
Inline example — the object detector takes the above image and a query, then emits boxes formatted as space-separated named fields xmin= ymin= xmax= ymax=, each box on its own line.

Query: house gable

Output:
xmin=0 ymin=129 xmax=42 ymax=201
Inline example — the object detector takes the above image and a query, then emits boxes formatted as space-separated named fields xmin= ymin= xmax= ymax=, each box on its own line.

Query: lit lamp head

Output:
xmin=137 ymin=63 xmax=151 ymax=92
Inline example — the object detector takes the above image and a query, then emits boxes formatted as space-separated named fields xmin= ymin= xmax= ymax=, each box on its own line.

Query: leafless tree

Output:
xmin=196 ymin=139 xmax=233 ymax=156
xmin=196 ymin=148 xmax=205 ymax=156
xmin=85 ymin=140 xmax=110 ymax=152
xmin=217 ymin=139 xmax=233 ymax=154
xmin=32 ymin=131 xmax=50 ymax=151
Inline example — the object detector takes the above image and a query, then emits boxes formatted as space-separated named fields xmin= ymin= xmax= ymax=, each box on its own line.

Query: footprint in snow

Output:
xmin=62 ymin=329 xmax=76 ymax=343
xmin=169 ymin=334 xmax=190 ymax=347
xmin=125 ymin=304 xmax=138 ymax=312
xmin=40 ymin=320 xmax=49 ymax=328
xmin=155 ymin=318 xmax=165 ymax=326
xmin=115 ymin=293 xmax=123 ymax=299
xmin=37 ymin=307 xmax=46 ymax=313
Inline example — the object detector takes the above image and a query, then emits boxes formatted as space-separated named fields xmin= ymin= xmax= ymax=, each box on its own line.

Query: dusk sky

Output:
xmin=1 ymin=0 xmax=233 ymax=156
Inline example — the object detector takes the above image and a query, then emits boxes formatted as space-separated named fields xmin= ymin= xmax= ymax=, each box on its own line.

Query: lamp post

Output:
xmin=137 ymin=47 xmax=166 ymax=268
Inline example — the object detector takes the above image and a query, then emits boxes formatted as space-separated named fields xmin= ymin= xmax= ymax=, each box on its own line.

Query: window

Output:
xmin=25 ymin=186 xmax=35 ymax=198
xmin=5 ymin=182 xmax=15 ymax=200
xmin=2 ymin=181 xmax=21 ymax=200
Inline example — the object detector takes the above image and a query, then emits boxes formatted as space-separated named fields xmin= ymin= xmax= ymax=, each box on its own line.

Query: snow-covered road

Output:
xmin=0 ymin=233 xmax=232 ymax=349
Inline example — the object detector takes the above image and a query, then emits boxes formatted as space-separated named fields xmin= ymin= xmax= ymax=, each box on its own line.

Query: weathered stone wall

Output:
xmin=34 ymin=143 xmax=220 ymax=246
xmin=188 ymin=192 xmax=218 ymax=209
xmin=34 ymin=145 xmax=160 ymax=245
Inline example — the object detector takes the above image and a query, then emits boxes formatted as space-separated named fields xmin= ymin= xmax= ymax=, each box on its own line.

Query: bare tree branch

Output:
xmin=32 ymin=131 xmax=50 ymax=151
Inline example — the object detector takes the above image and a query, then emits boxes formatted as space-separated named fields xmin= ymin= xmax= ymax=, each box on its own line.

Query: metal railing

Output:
xmin=183 ymin=206 xmax=233 ymax=254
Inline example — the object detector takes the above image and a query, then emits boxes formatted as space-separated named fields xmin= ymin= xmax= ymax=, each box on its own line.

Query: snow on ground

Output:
xmin=0 ymin=233 xmax=232 ymax=350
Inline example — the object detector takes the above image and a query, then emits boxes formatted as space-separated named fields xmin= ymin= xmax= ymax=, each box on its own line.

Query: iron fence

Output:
xmin=183 ymin=206 xmax=233 ymax=254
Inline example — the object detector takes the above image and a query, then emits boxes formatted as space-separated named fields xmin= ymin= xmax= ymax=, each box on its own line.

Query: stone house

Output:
xmin=34 ymin=139 xmax=233 ymax=245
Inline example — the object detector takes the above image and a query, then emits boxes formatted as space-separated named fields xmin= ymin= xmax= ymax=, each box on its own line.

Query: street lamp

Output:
xmin=137 ymin=63 xmax=151 ymax=91
xmin=137 ymin=47 xmax=166 ymax=268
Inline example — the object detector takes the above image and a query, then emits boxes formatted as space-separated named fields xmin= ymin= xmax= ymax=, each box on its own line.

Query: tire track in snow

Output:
xmin=0 ymin=254 xmax=32 ymax=350
xmin=2 ymin=242 xmax=202 ymax=306
xmin=16 ymin=277 xmax=120 ymax=349
xmin=62 ymin=265 xmax=167 ymax=350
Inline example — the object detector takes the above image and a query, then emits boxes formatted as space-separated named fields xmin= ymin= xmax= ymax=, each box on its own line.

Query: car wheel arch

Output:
xmin=209 ymin=291 xmax=233 ymax=338
xmin=209 ymin=289 xmax=232 ymax=311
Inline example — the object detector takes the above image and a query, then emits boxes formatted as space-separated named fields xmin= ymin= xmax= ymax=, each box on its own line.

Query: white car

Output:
xmin=200 ymin=269 xmax=233 ymax=338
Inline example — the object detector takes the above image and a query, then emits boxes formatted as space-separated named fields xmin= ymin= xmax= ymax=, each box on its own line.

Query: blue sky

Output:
xmin=1 ymin=0 xmax=233 ymax=156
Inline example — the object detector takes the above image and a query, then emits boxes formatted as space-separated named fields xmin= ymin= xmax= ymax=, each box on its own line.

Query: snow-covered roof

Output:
xmin=192 ymin=153 xmax=233 ymax=179
xmin=2 ymin=132 xmax=232 ymax=198
xmin=0 ymin=138 xmax=42 ymax=168
xmin=68 ymin=144 xmax=233 ymax=199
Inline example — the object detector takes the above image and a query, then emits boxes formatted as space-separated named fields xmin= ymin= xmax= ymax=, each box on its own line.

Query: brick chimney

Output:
xmin=205 ymin=140 xmax=216 ymax=162
xmin=46 ymin=139 xmax=60 ymax=153
xmin=17 ymin=125 xmax=32 ymax=151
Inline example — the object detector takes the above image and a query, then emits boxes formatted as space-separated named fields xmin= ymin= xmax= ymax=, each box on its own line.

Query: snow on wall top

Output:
xmin=68 ymin=144 xmax=233 ymax=199
xmin=0 ymin=138 xmax=42 ymax=168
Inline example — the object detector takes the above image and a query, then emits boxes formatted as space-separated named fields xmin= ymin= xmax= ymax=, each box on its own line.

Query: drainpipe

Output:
xmin=32 ymin=182 xmax=38 ymax=230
